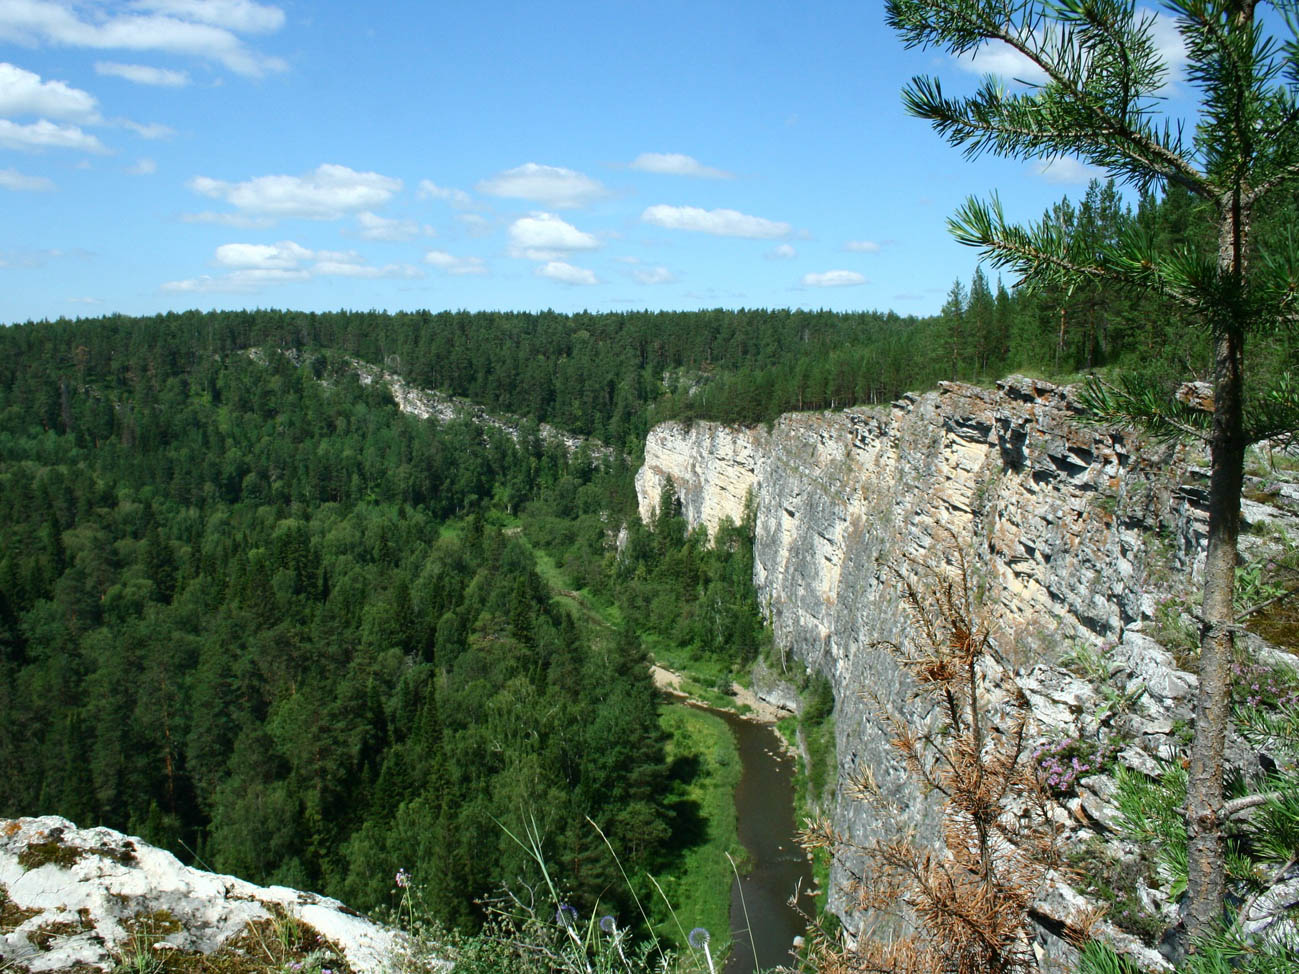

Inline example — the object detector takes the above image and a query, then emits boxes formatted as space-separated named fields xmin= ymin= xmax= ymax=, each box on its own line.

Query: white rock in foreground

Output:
xmin=0 ymin=816 xmax=444 ymax=973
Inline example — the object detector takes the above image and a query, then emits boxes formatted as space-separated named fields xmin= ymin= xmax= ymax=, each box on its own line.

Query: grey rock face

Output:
xmin=0 ymin=816 xmax=442 ymax=974
xmin=636 ymin=377 xmax=1297 ymax=953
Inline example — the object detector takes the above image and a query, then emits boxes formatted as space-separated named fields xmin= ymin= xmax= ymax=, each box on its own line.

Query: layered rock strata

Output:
xmin=636 ymin=377 xmax=1297 ymax=969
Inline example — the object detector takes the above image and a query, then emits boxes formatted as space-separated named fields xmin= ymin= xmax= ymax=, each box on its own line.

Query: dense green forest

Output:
xmin=0 ymin=334 xmax=771 ymax=933
xmin=2 ymin=179 xmax=1291 ymax=937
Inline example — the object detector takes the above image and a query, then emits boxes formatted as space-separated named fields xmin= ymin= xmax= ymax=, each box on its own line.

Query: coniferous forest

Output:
xmin=1 ymin=180 xmax=1295 ymax=938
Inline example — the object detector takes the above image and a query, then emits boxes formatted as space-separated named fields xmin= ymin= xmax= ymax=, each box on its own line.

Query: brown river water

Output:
xmin=691 ymin=704 xmax=815 ymax=974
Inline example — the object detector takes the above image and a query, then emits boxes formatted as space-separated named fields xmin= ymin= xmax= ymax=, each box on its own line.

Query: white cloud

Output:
xmin=424 ymin=250 xmax=487 ymax=275
xmin=629 ymin=152 xmax=732 ymax=179
xmin=214 ymin=239 xmax=314 ymax=268
xmin=844 ymin=239 xmax=881 ymax=253
xmin=957 ymin=42 xmax=1046 ymax=83
xmin=181 ymin=210 xmax=274 ymax=228
xmin=188 ymin=164 xmax=402 ymax=220
xmin=162 ymin=267 xmax=308 ymax=292
xmin=417 ymin=179 xmax=472 ymax=208
xmin=121 ymin=119 xmax=174 ymax=139
xmin=957 ymin=8 xmax=1185 ymax=88
xmin=507 ymin=211 xmax=599 ymax=260
xmin=314 ymin=259 xmax=421 ymax=279
xmin=164 ymin=238 xmax=421 ymax=291
xmin=803 ymin=270 xmax=866 ymax=287
xmin=126 ymin=156 xmax=156 ymax=174
xmin=767 ymin=243 xmax=796 ymax=259
xmin=94 ymin=61 xmax=190 ymax=86
xmin=0 ymin=62 xmax=100 ymax=120
xmin=0 ymin=0 xmax=287 ymax=77
xmin=642 ymin=204 xmax=790 ymax=239
xmin=0 ymin=117 xmax=106 ymax=151
xmin=133 ymin=1 xmax=285 ymax=34
xmin=478 ymin=162 xmax=607 ymax=209
xmin=456 ymin=212 xmax=491 ymax=236
xmin=633 ymin=265 xmax=674 ymax=285
xmin=0 ymin=167 xmax=53 ymax=190
xmin=356 ymin=210 xmax=428 ymax=241
xmin=1035 ymin=155 xmax=1104 ymax=184
xmin=537 ymin=260 xmax=598 ymax=286
xmin=1148 ymin=10 xmax=1188 ymax=85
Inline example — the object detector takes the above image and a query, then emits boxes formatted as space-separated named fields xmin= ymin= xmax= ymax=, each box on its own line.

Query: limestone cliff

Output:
xmin=636 ymin=376 xmax=1297 ymax=967
xmin=0 ymin=816 xmax=446 ymax=973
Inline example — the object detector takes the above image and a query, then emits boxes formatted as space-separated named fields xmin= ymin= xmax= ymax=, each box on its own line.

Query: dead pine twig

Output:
xmin=801 ymin=548 xmax=1061 ymax=974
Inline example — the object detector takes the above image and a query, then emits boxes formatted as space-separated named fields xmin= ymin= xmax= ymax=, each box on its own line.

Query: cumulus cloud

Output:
xmin=766 ymin=243 xmax=796 ymax=259
xmin=163 ymin=238 xmax=420 ymax=291
xmin=1149 ymin=10 xmax=1188 ymax=83
xmin=642 ymin=204 xmax=790 ymax=239
xmin=417 ymin=179 xmax=472 ymax=208
xmin=957 ymin=8 xmax=1186 ymax=88
xmin=0 ymin=118 xmax=106 ymax=151
xmin=95 ymin=61 xmax=190 ymax=86
xmin=1035 ymin=155 xmax=1104 ymax=184
xmin=0 ymin=62 xmax=100 ymax=120
xmin=188 ymin=164 xmax=402 ymax=220
xmin=126 ymin=156 xmax=156 ymax=174
xmin=844 ymin=239 xmax=881 ymax=253
xmin=479 ymin=162 xmax=607 ymax=209
xmin=536 ymin=260 xmax=598 ymax=285
xmin=507 ymin=211 xmax=599 ymax=260
xmin=424 ymin=250 xmax=487 ymax=275
xmin=957 ymin=42 xmax=1046 ymax=83
xmin=214 ymin=239 xmax=315 ymax=268
xmin=0 ymin=167 xmax=54 ymax=190
xmin=356 ymin=210 xmax=429 ymax=241
xmin=629 ymin=152 xmax=732 ymax=179
xmin=0 ymin=0 xmax=287 ymax=77
xmin=803 ymin=270 xmax=866 ymax=287
xmin=633 ymin=265 xmax=674 ymax=285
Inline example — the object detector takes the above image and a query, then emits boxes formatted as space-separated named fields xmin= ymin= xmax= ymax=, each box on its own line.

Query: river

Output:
xmin=697 ymin=705 xmax=814 ymax=974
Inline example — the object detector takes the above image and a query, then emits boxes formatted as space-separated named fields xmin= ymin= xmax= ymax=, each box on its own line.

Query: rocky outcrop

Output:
xmin=636 ymin=377 xmax=1298 ymax=965
xmin=637 ymin=378 xmax=1216 ymax=654
xmin=0 ymin=816 xmax=443 ymax=974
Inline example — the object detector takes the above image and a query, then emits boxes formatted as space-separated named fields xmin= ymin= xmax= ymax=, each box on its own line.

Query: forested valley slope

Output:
xmin=1 ymin=180 xmax=1296 ymax=970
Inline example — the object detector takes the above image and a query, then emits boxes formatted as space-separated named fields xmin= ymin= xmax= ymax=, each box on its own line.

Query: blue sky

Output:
xmin=0 ymin=1 xmax=1194 ymax=323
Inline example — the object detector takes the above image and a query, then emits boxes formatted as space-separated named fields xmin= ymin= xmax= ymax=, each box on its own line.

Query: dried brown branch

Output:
xmin=805 ymin=545 xmax=1060 ymax=974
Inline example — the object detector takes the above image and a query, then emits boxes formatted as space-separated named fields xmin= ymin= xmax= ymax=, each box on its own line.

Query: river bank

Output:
xmin=649 ymin=664 xmax=793 ymax=728
xmin=650 ymin=662 xmax=813 ymax=973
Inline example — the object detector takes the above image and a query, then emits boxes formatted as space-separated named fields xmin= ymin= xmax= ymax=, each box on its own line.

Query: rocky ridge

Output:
xmin=0 ymin=816 xmax=442 ymax=974
xmin=635 ymin=376 xmax=1299 ymax=969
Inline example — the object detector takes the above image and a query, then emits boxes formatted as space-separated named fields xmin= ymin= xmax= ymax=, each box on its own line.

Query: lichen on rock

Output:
xmin=0 ymin=816 xmax=443 ymax=974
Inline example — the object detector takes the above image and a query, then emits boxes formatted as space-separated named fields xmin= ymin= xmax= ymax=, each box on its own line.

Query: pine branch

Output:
xmin=888 ymin=0 xmax=1214 ymax=196
xmin=1074 ymin=374 xmax=1213 ymax=443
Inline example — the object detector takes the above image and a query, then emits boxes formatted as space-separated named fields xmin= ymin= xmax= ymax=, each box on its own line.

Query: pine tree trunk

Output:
xmin=1186 ymin=188 xmax=1250 ymax=942
xmin=1185 ymin=327 xmax=1245 ymax=940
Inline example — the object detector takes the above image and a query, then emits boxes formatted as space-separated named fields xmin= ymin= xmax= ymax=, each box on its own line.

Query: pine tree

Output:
xmin=886 ymin=0 xmax=1299 ymax=942
xmin=888 ymin=0 xmax=1293 ymax=945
